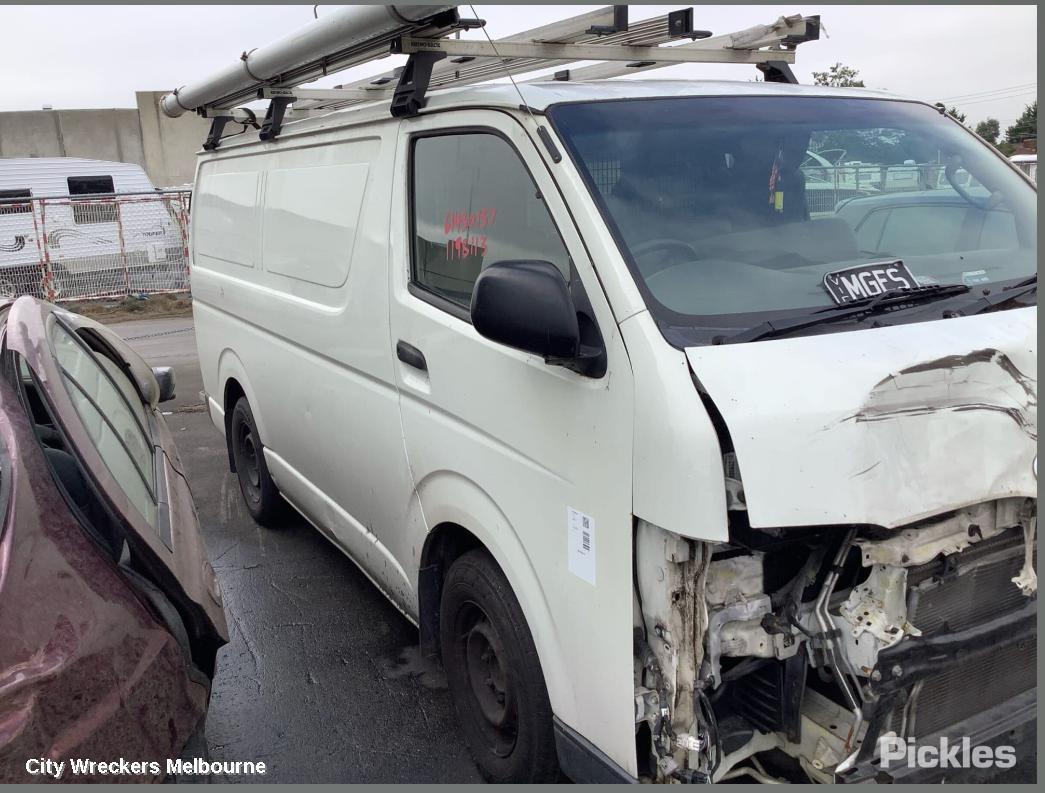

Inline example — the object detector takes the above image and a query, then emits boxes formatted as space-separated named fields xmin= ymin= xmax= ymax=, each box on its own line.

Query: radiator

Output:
xmin=885 ymin=529 xmax=1036 ymax=738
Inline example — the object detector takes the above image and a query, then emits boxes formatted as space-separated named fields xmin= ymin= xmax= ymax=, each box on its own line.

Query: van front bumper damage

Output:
xmin=837 ymin=601 xmax=1037 ymax=782
xmin=629 ymin=498 xmax=1037 ymax=783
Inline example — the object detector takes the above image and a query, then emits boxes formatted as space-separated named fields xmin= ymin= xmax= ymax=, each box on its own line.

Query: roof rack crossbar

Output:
xmin=527 ymin=14 xmax=817 ymax=84
xmin=167 ymin=6 xmax=821 ymax=144
xmin=295 ymin=6 xmax=810 ymax=115
xmin=393 ymin=37 xmax=789 ymax=65
xmin=390 ymin=51 xmax=447 ymax=118
xmin=586 ymin=5 xmax=629 ymax=36
xmin=757 ymin=61 xmax=799 ymax=85
xmin=306 ymin=10 xmax=816 ymax=115
xmin=258 ymin=96 xmax=294 ymax=141
xmin=202 ymin=117 xmax=233 ymax=152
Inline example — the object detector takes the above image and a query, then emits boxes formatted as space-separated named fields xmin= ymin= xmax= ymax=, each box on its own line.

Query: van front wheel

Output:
xmin=229 ymin=397 xmax=285 ymax=527
xmin=440 ymin=549 xmax=559 ymax=783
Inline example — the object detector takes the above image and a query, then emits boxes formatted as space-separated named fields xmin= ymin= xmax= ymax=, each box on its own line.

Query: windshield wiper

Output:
xmin=947 ymin=274 xmax=1037 ymax=316
xmin=716 ymin=284 xmax=972 ymax=345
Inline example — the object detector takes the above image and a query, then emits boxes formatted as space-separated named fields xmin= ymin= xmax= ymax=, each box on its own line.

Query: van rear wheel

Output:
xmin=439 ymin=549 xmax=559 ymax=783
xmin=229 ymin=397 xmax=285 ymax=527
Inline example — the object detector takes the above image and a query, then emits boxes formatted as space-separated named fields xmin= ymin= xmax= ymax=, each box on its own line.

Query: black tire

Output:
xmin=439 ymin=549 xmax=559 ymax=783
xmin=229 ymin=397 xmax=285 ymax=527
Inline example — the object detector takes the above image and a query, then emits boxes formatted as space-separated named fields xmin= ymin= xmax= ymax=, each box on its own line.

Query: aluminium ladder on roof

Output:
xmin=290 ymin=5 xmax=711 ymax=113
xmin=290 ymin=9 xmax=818 ymax=115
xmin=161 ymin=5 xmax=820 ymax=150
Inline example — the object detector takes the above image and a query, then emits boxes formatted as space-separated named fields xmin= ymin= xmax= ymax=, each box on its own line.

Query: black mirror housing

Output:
xmin=470 ymin=260 xmax=580 ymax=361
xmin=152 ymin=366 xmax=176 ymax=403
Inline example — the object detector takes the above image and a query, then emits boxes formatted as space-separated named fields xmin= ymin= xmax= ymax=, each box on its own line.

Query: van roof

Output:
xmin=421 ymin=78 xmax=902 ymax=110
xmin=205 ymin=79 xmax=915 ymax=154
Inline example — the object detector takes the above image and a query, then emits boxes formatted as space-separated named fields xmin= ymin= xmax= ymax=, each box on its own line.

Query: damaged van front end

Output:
xmin=629 ymin=309 xmax=1036 ymax=783
xmin=547 ymin=89 xmax=1037 ymax=782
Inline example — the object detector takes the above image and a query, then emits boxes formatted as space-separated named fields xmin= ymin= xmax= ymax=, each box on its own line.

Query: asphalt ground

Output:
xmin=111 ymin=316 xmax=481 ymax=784
xmin=110 ymin=315 xmax=1036 ymax=785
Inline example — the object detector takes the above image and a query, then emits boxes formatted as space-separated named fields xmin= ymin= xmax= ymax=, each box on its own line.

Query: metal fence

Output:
xmin=584 ymin=159 xmax=963 ymax=220
xmin=0 ymin=190 xmax=191 ymax=302
xmin=802 ymin=163 xmax=963 ymax=217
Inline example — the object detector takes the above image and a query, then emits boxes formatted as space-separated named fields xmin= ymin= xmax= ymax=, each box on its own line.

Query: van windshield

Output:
xmin=549 ymin=96 xmax=1037 ymax=345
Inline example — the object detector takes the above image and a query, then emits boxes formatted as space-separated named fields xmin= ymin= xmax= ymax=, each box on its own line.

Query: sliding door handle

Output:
xmin=396 ymin=340 xmax=427 ymax=372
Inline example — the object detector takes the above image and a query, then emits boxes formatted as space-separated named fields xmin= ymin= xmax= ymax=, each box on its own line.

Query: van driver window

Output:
xmin=411 ymin=132 xmax=571 ymax=309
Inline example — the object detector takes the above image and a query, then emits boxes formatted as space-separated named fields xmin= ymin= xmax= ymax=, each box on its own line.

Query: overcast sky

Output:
xmin=1 ymin=4 xmax=1036 ymax=127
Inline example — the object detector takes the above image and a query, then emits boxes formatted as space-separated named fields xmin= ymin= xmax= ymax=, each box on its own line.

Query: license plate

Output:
xmin=823 ymin=260 xmax=919 ymax=304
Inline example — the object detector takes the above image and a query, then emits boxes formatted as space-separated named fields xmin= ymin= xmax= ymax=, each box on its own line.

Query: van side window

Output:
xmin=410 ymin=132 xmax=571 ymax=309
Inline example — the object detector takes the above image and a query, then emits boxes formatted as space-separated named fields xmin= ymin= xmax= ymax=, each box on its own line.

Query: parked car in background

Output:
xmin=1010 ymin=153 xmax=1037 ymax=181
xmin=0 ymin=158 xmax=187 ymax=300
xmin=833 ymin=189 xmax=1019 ymax=270
xmin=0 ymin=296 xmax=227 ymax=782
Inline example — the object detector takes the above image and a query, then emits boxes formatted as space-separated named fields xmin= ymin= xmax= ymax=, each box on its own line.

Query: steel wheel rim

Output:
xmin=457 ymin=601 xmax=518 ymax=758
xmin=236 ymin=421 xmax=262 ymax=500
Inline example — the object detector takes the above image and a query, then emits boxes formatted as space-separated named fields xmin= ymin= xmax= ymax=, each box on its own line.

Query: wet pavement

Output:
xmin=112 ymin=316 xmax=481 ymax=784
xmin=111 ymin=315 xmax=1036 ymax=785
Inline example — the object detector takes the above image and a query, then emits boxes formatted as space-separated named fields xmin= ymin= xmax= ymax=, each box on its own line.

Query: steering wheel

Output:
xmin=630 ymin=238 xmax=700 ymax=273
xmin=944 ymin=159 xmax=993 ymax=211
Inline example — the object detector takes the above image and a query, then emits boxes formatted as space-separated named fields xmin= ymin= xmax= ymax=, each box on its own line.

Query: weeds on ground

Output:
xmin=61 ymin=292 xmax=193 ymax=323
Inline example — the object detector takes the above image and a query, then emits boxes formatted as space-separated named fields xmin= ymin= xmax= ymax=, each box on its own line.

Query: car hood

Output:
xmin=686 ymin=307 xmax=1036 ymax=529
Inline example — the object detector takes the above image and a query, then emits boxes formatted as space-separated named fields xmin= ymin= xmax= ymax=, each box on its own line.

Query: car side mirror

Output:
xmin=152 ymin=366 xmax=176 ymax=403
xmin=471 ymin=260 xmax=580 ymax=361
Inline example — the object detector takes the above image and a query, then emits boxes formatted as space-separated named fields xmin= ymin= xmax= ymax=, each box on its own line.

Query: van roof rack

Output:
xmin=161 ymin=5 xmax=819 ymax=150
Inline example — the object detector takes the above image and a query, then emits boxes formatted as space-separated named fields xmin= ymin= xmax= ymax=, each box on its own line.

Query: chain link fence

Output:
xmin=584 ymin=158 xmax=963 ymax=220
xmin=0 ymin=164 xmax=976 ymax=303
xmin=802 ymin=163 xmax=961 ymax=217
xmin=0 ymin=190 xmax=191 ymax=302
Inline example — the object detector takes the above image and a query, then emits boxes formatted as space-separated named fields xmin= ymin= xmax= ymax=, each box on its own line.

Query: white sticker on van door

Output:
xmin=567 ymin=507 xmax=596 ymax=586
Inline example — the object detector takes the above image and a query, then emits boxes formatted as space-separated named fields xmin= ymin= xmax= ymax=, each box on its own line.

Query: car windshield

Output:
xmin=549 ymin=95 xmax=1037 ymax=344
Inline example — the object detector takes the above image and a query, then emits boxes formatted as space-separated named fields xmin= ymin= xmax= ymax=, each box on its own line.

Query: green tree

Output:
xmin=812 ymin=63 xmax=865 ymax=88
xmin=1005 ymin=101 xmax=1037 ymax=144
xmin=975 ymin=118 xmax=1001 ymax=146
xmin=946 ymin=106 xmax=967 ymax=125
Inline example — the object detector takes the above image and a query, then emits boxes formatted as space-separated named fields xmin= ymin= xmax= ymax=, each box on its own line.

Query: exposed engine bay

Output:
xmin=632 ymin=497 xmax=1037 ymax=783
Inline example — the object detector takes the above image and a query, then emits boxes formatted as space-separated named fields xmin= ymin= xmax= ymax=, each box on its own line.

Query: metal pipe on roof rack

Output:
xmin=160 ymin=5 xmax=456 ymax=118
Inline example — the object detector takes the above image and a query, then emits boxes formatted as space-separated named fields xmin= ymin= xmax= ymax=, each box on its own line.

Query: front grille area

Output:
xmin=908 ymin=551 xmax=1029 ymax=634
xmin=883 ymin=529 xmax=1036 ymax=738
xmin=908 ymin=638 xmax=1036 ymax=736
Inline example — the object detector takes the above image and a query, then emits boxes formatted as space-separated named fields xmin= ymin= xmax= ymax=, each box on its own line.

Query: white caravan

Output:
xmin=0 ymin=157 xmax=184 ymax=298
xmin=181 ymin=5 xmax=1037 ymax=786
xmin=1011 ymin=153 xmax=1037 ymax=181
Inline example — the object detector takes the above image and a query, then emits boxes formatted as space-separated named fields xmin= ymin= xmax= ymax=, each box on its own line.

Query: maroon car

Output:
xmin=0 ymin=296 xmax=227 ymax=782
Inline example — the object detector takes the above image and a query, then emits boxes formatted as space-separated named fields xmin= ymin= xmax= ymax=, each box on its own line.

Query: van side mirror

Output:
xmin=152 ymin=366 xmax=176 ymax=403
xmin=470 ymin=260 xmax=580 ymax=361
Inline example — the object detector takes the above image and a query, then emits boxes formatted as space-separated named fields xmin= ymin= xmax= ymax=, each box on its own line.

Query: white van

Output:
xmin=190 ymin=80 xmax=1037 ymax=783
xmin=0 ymin=157 xmax=185 ymax=299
